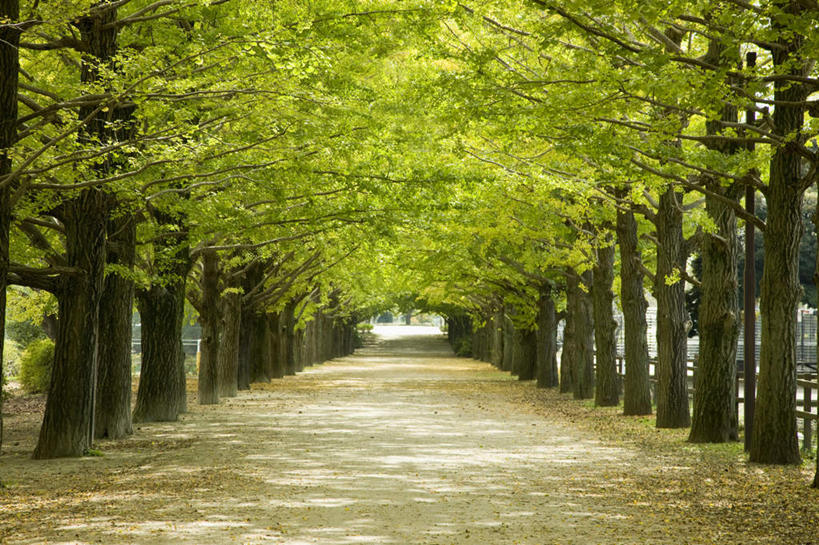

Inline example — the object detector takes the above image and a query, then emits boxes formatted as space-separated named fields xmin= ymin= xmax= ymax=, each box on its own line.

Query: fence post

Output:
xmin=804 ymin=383 xmax=812 ymax=452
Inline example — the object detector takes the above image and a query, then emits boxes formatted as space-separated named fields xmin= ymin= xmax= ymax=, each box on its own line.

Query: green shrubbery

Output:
xmin=19 ymin=339 xmax=55 ymax=394
xmin=455 ymin=337 xmax=472 ymax=357
xmin=2 ymin=340 xmax=22 ymax=378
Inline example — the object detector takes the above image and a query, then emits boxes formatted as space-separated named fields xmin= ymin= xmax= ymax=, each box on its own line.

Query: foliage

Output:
xmin=454 ymin=336 xmax=472 ymax=357
xmin=2 ymin=340 xmax=23 ymax=382
xmin=5 ymin=319 xmax=47 ymax=348
xmin=19 ymin=339 xmax=55 ymax=394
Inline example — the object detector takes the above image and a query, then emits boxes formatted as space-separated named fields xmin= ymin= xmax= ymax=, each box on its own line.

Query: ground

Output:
xmin=1 ymin=325 xmax=818 ymax=544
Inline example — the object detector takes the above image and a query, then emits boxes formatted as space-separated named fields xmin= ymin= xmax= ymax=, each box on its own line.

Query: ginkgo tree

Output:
xmin=3 ymin=0 xmax=819 ymax=488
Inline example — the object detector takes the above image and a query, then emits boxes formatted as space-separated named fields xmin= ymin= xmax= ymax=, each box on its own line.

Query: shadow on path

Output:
xmin=2 ymin=324 xmax=654 ymax=544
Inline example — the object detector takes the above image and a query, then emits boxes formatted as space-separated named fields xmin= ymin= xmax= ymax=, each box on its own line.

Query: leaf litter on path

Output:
xmin=1 ymin=325 xmax=817 ymax=544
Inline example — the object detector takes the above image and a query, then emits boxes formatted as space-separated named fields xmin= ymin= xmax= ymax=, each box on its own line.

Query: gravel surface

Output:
xmin=2 ymin=325 xmax=808 ymax=544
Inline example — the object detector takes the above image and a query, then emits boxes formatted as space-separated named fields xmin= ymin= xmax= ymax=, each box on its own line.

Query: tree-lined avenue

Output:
xmin=3 ymin=326 xmax=818 ymax=544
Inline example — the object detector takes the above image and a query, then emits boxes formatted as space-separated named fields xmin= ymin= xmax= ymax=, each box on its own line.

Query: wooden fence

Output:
xmin=614 ymin=357 xmax=819 ymax=451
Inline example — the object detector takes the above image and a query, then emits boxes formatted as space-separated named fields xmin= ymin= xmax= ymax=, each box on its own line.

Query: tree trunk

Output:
xmin=267 ymin=312 xmax=285 ymax=378
xmin=237 ymin=261 xmax=264 ymax=388
xmin=690 ymin=42 xmax=742 ymax=441
xmin=690 ymin=189 xmax=740 ymax=441
xmin=569 ymin=269 xmax=595 ymax=400
xmin=294 ymin=328 xmax=305 ymax=372
xmin=133 ymin=281 xmax=186 ymax=422
xmin=34 ymin=3 xmax=125 ymax=458
xmin=0 ymin=187 xmax=7 ymax=454
xmin=238 ymin=304 xmax=252 ymax=390
xmin=511 ymin=326 xmax=536 ymax=380
xmin=95 ymin=216 xmax=135 ymax=439
xmin=502 ymin=310 xmax=515 ymax=373
xmin=593 ymin=243 xmax=619 ymax=406
xmin=560 ymin=299 xmax=575 ymax=394
xmin=750 ymin=14 xmax=809 ymax=464
xmin=305 ymin=318 xmax=317 ymax=366
xmin=133 ymin=222 xmax=189 ymax=423
xmin=536 ymin=289 xmax=559 ymax=388
xmin=242 ymin=311 xmax=267 ymax=383
xmin=479 ymin=317 xmax=491 ymax=363
xmin=0 ymin=0 xmax=19 ymax=453
xmin=34 ymin=191 xmax=108 ymax=458
xmin=752 ymin=156 xmax=803 ymax=464
xmin=654 ymin=187 xmax=691 ymax=428
xmin=284 ymin=300 xmax=298 ymax=375
xmin=617 ymin=206 xmax=652 ymax=415
xmin=217 ymin=290 xmax=241 ymax=397
xmin=491 ymin=308 xmax=504 ymax=368
xmin=198 ymin=249 xmax=220 ymax=405
xmin=814 ymin=186 xmax=819 ymax=485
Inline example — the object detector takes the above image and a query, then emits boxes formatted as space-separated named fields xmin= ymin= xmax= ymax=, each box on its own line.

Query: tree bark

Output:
xmin=617 ymin=206 xmax=652 ymax=415
xmin=0 ymin=188 xmax=7 ymax=454
xmin=133 ymin=212 xmax=189 ymax=423
xmin=752 ymin=156 xmax=803 ymax=463
xmin=34 ymin=2 xmax=125 ymax=458
xmin=34 ymin=191 xmax=108 ymax=458
xmin=569 ymin=269 xmax=595 ymax=400
xmin=512 ymin=327 xmax=536 ymax=380
xmin=284 ymin=300 xmax=298 ymax=375
xmin=0 ymin=0 xmax=19 ymax=453
xmin=593 ymin=243 xmax=619 ymax=407
xmin=217 ymin=290 xmax=241 ymax=397
xmin=197 ymin=249 xmax=220 ymax=405
xmin=814 ymin=185 xmax=819 ymax=486
xmin=267 ymin=312 xmax=285 ymax=378
xmin=690 ymin=37 xmax=741 ymax=442
xmin=133 ymin=279 xmax=187 ymax=422
xmin=491 ymin=308 xmax=504 ymax=368
xmin=559 ymin=295 xmax=575 ymax=394
xmin=248 ymin=310 xmax=271 ymax=382
xmin=690 ymin=188 xmax=740 ymax=441
xmin=237 ymin=303 xmax=252 ymax=390
xmin=95 ymin=216 xmax=135 ymax=439
xmin=750 ymin=8 xmax=809 ymax=464
xmin=535 ymin=288 xmax=559 ymax=388
xmin=295 ymin=327 xmax=306 ymax=372
xmin=654 ymin=187 xmax=691 ymax=428
xmin=502 ymin=310 xmax=515 ymax=373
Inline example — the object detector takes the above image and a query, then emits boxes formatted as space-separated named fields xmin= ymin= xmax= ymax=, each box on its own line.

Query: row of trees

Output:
xmin=400 ymin=0 xmax=818 ymax=482
xmin=2 ymin=0 xmax=819 ymax=488
xmin=0 ymin=0 xmax=470 ymax=458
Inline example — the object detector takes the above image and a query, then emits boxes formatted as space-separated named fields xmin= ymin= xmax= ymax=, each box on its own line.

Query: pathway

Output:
xmin=3 ymin=325 xmax=677 ymax=544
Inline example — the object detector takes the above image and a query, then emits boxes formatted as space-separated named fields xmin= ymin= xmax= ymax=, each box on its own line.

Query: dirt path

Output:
xmin=1 ymin=326 xmax=812 ymax=544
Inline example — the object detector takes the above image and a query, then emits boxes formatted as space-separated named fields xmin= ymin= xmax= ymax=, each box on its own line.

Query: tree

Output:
xmin=616 ymin=205 xmax=652 ymax=416
xmin=0 ymin=0 xmax=20 ymax=452
xmin=593 ymin=240 xmax=619 ymax=407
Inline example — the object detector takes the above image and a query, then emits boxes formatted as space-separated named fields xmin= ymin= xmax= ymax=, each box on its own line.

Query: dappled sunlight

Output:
xmin=2 ymin=326 xmax=713 ymax=544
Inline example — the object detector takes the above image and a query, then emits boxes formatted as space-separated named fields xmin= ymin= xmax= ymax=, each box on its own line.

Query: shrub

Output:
xmin=20 ymin=339 xmax=55 ymax=394
xmin=7 ymin=319 xmax=47 ymax=347
xmin=353 ymin=329 xmax=364 ymax=349
xmin=2 ymin=340 xmax=22 ymax=380
xmin=455 ymin=337 xmax=472 ymax=357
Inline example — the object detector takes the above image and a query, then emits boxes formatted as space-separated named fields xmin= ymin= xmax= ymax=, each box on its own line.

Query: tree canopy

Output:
xmin=2 ymin=0 xmax=819 ymax=477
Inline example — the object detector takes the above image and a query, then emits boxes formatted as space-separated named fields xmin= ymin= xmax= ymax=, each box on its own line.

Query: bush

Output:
xmin=20 ymin=339 xmax=54 ymax=394
xmin=6 ymin=319 xmax=47 ymax=347
xmin=357 ymin=322 xmax=374 ymax=332
xmin=455 ymin=337 xmax=472 ymax=357
xmin=353 ymin=329 xmax=364 ymax=349
xmin=2 ymin=340 xmax=22 ymax=380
